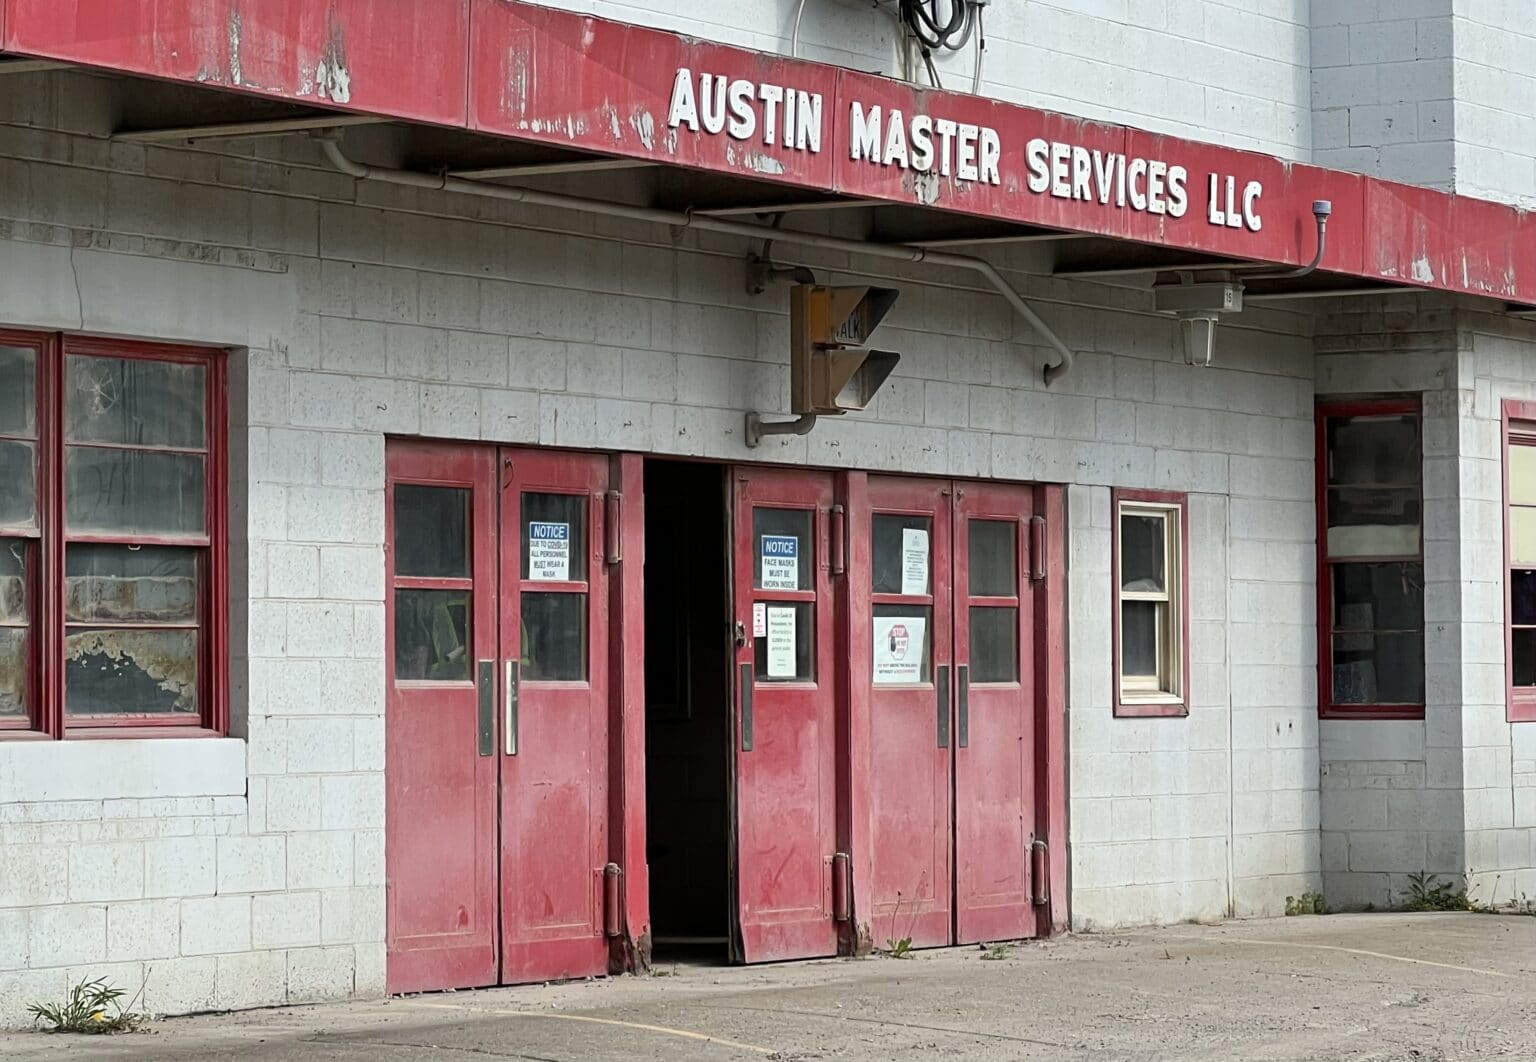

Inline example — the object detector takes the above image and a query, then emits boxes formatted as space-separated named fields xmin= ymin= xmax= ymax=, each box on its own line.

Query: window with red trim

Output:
xmin=1316 ymin=400 xmax=1424 ymax=719
xmin=0 ymin=332 xmax=226 ymax=738
xmin=1112 ymin=489 xmax=1189 ymax=718
xmin=1503 ymin=400 xmax=1536 ymax=721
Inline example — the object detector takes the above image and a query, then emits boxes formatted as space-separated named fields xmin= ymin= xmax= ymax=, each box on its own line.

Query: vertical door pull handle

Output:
xmin=505 ymin=659 xmax=520 ymax=756
xmin=957 ymin=665 xmax=970 ymax=748
xmin=936 ymin=664 xmax=951 ymax=748
xmin=740 ymin=662 xmax=755 ymax=752
xmin=476 ymin=660 xmax=495 ymax=756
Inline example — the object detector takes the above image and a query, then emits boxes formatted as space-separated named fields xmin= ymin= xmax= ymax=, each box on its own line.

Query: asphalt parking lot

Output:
xmin=4 ymin=912 xmax=1534 ymax=1061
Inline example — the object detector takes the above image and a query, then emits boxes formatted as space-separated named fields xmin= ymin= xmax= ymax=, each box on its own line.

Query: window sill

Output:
xmin=1319 ymin=706 xmax=1425 ymax=721
xmin=1508 ymin=694 xmax=1536 ymax=723
xmin=0 ymin=726 xmax=226 ymax=741
xmin=1114 ymin=698 xmax=1188 ymax=719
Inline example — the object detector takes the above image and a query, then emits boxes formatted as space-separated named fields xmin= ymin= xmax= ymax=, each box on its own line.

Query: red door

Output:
xmin=385 ymin=443 xmax=612 ymax=992
xmin=385 ymin=442 xmax=500 ymax=994
xmin=731 ymin=467 xmax=839 ymax=962
xmin=863 ymin=477 xmax=953 ymax=949
xmin=859 ymin=476 xmax=1037 ymax=947
xmin=952 ymin=483 xmax=1036 ymax=944
xmin=497 ymin=450 xmax=611 ymax=981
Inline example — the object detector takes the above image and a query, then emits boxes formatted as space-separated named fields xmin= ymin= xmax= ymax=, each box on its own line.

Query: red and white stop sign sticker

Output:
xmin=887 ymin=624 xmax=910 ymax=659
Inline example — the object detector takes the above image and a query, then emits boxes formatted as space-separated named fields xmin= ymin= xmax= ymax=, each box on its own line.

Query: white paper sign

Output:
xmin=766 ymin=606 xmax=797 ymax=678
xmin=760 ymin=535 xmax=800 ymax=590
xmin=873 ymin=615 xmax=927 ymax=684
xmin=528 ymin=522 xmax=571 ymax=581
xmin=901 ymin=528 xmax=929 ymax=596
xmin=752 ymin=602 xmax=767 ymax=638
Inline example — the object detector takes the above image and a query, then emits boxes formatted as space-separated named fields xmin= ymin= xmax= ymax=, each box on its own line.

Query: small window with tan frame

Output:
xmin=1113 ymin=489 xmax=1189 ymax=717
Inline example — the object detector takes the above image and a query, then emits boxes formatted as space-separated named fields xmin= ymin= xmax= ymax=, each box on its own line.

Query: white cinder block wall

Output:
xmin=0 ymin=81 xmax=1324 ymax=1020
xmin=525 ymin=0 xmax=1314 ymax=158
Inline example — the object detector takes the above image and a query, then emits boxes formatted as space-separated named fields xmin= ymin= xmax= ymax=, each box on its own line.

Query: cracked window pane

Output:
xmin=66 ymin=355 xmax=205 ymax=448
xmin=66 ymin=447 xmax=206 ymax=536
xmin=65 ymin=628 xmax=198 ymax=715
xmin=0 ymin=540 xmax=25 ymax=718
xmin=67 ymin=545 xmax=198 ymax=624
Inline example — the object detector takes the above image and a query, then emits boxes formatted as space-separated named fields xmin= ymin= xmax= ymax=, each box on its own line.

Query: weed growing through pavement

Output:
xmin=28 ymin=975 xmax=146 ymax=1034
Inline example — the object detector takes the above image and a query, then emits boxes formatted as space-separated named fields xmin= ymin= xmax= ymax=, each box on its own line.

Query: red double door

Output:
xmin=385 ymin=442 xmax=613 ymax=994
xmin=856 ymin=476 xmax=1039 ymax=948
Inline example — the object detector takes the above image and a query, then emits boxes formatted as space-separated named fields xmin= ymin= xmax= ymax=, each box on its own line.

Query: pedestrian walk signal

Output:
xmin=790 ymin=284 xmax=901 ymax=414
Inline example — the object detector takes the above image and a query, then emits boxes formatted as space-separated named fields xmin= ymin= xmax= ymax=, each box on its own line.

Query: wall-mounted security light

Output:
xmin=1154 ymin=278 xmax=1242 ymax=368
xmin=1177 ymin=314 xmax=1219 ymax=367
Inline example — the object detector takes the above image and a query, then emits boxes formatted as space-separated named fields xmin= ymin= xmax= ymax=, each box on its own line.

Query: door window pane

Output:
xmin=66 ymin=355 xmax=206 ymax=448
xmin=66 ymin=545 xmax=197 ymax=624
xmin=873 ymin=604 xmax=931 ymax=684
xmin=0 ymin=346 xmax=36 ymax=438
xmin=522 ymin=493 xmax=587 ymax=582
xmin=1120 ymin=515 xmax=1166 ymax=593
xmin=1327 ymin=414 xmax=1419 ymax=486
xmin=970 ymin=605 xmax=1018 ymax=683
xmin=755 ymin=602 xmax=814 ymax=681
xmin=969 ymin=519 xmax=1017 ymax=597
xmin=1332 ymin=631 xmax=1424 ymax=705
xmin=872 ymin=514 xmax=932 ymax=595
xmin=65 ymin=628 xmax=198 ymax=715
xmin=522 ymin=591 xmax=587 ymax=681
xmin=66 ymin=448 xmax=205 ymax=536
xmin=0 ymin=540 xmax=23 ymax=626
xmin=394 ymin=486 xmax=470 ymax=579
xmin=394 ymin=589 xmax=471 ymax=681
xmin=1325 ymin=487 xmax=1420 ymax=558
xmin=0 ymin=441 xmax=37 ymax=531
xmin=754 ymin=508 xmax=813 ymax=591
xmin=1122 ymin=601 xmax=1159 ymax=678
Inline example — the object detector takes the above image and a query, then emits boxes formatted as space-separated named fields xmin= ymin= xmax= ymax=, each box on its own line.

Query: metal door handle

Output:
xmin=936 ymin=664 xmax=950 ymax=748
xmin=477 ymin=660 xmax=494 ymax=757
xmin=740 ymin=662 xmax=754 ymax=752
xmin=505 ymin=659 xmax=520 ymax=756
xmin=957 ymin=664 xmax=970 ymax=748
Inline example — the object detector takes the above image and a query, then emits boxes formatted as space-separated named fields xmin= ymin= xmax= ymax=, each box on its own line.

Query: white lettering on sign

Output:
xmin=1023 ymin=139 xmax=1190 ymax=219
xmin=668 ymin=67 xmax=822 ymax=152
xmin=528 ymin=522 xmax=571 ymax=581
xmin=849 ymin=103 xmax=1001 ymax=185
xmin=760 ymin=535 xmax=800 ymax=590
xmin=662 ymin=66 xmax=1267 ymax=233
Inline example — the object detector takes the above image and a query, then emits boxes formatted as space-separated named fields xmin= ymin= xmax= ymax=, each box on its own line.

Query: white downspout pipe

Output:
xmin=316 ymin=137 xmax=1075 ymax=384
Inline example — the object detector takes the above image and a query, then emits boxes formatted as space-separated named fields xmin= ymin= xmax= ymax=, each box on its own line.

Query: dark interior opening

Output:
xmin=643 ymin=459 xmax=732 ymax=963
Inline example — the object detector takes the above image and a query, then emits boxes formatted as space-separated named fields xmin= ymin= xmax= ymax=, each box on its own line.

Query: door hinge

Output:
xmin=829 ymin=504 xmax=846 ymax=576
xmin=1031 ymin=839 xmax=1049 ymax=906
xmin=1029 ymin=515 xmax=1047 ymax=582
xmin=604 ymin=491 xmax=623 ymax=564
xmin=832 ymin=852 xmax=851 ymax=922
xmin=603 ymin=863 xmax=624 ymax=937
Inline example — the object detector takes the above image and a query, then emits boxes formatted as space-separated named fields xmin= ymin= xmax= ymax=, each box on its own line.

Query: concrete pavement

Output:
xmin=4 ymin=913 xmax=1534 ymax=1060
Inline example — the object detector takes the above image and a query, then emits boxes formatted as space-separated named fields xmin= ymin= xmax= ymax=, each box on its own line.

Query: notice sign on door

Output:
xmin=528 ymin=522 xmax=571 ymax=581
xmin=760 ymin=535 xmax=800 ymax=590
xmin=873 ymin=615 xmax=926 ymax=684
xmin=766 ymin=606 xmax=797 ymax=678
xmin=901 ymin=528 xmax=929 ymax=596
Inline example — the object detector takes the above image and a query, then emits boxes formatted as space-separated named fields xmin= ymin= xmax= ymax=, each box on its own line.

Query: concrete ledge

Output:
xmin=0 ymin=739 xmax=247 ymax=803
xmin=1321 ymin=720 xmax=1426 ymax=763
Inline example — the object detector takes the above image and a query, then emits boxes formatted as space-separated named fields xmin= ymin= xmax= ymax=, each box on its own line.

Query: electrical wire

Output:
xmin=791 ymin=0 xmax=809 ymax=58
xmin=970 ymin=2 xmax=986 ymax=94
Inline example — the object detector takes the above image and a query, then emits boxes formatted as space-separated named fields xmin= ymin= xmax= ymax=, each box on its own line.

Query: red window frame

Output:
xmin=1503 ymin=399 xmax=1536 ymax=722
xmin=1315 ymin=398 xmax=1424 ymax=721
xmin=0 ymin=330 xmax=227 ymax=740
xmin=1111 ymin=488 xmax=1190 ymax=718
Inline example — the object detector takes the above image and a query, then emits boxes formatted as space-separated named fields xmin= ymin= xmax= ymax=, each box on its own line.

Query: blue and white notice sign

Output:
xmin=760 ymin=535 xmax=799 ymax=590
xmin=528 ymin=522 xmax=571 ymax=581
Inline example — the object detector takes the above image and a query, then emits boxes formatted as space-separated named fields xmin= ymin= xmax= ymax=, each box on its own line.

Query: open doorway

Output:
xmin=644 ymin=460 xmax=732 ymax=963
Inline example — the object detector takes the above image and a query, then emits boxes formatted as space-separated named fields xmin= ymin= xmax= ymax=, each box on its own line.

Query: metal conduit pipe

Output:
xmin=317 ymin=137 xmax=1075 ymax=384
